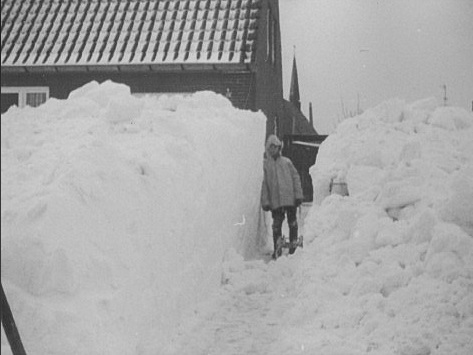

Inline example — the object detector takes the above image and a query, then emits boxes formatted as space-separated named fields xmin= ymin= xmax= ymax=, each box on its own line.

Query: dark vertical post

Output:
xmin=309 ymin=102 xmax=314 ymax=127
xmin=1 ymin=283 xmax=27 ymax=355
xmin=442 ymin=84 xmax=447 ymax=106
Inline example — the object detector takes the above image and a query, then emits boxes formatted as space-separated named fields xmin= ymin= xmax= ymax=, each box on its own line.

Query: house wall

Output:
xmin=1 ymin=71 xmax=255 ymax=111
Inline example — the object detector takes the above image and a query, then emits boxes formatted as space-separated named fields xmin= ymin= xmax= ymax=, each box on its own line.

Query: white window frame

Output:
xmin=266 ymin=8 xmax=271 ymax=62
xmin=271 ymin=18 xmax=277 ymax=64
xmin=1 ymin=86 xmax=49 ymax=108
xmin=266 ymin=7 xmax=277 ymax=65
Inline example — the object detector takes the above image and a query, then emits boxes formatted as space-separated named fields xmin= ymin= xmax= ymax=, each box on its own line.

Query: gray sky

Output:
xmin=279 ymin=0 xmax=473 ymax=134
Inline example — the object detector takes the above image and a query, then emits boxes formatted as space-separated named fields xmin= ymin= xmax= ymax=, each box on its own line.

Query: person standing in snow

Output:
xmin=261 ymin=135 xmax=303 ymax=258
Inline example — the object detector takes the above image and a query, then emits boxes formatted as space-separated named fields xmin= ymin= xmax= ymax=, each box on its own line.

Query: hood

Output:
xmin=265 ymin=135 xmax=282 ymax=157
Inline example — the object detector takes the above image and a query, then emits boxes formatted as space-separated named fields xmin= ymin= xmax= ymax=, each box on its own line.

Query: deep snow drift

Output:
xmin=295 ymin=98 xmax=473 ymax=354
xmin=1 ymin=81 xmax=267 ymax=354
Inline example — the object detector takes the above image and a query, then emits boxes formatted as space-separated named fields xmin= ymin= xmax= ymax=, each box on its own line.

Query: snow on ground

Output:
xmin=165 ymin=98 xmax=473 ymax=355
xmin=298 ymin=99 xmax=473 ymax=354
xmin=2 ymin=83 xmax=473 ymax=355
xmin=1 ymin=81 xmax=267 ymax=354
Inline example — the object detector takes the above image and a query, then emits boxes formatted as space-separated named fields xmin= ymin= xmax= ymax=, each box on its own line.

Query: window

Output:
xmin=1 ymin=93 xmax=18 ymax=114
xmin=1 ymin=87 xmax=49 ymax=113
xmin=26 ymin=92 xmax=48 ymax=107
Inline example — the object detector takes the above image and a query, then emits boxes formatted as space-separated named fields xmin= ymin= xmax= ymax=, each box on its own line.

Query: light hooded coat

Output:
xmin=261 ymin=135 xmax=304 ymax=210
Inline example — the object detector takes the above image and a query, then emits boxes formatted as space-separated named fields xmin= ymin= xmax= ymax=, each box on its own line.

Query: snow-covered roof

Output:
xmin=1 ymin=0 xmax=261 ymax=70
xmin=292 ymin=141 xmax=321 ymax=148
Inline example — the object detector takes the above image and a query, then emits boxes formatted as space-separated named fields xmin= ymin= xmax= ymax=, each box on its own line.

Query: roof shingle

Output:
xmin=1 ymin=0 xmax=261 ymax=68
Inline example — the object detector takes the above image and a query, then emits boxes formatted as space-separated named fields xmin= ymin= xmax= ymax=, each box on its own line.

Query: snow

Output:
xmin=280 ymin=98 xmax=473 ymax=354
xmin=1 ymin=81 xmax=267 ymax=354
xmin=2 ymin=82 xmax=473 ymax=355
xmin=167 ymin=98 xmax=473 ymax=354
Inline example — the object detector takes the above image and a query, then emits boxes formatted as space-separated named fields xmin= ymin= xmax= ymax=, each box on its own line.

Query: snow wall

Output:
xmin=302 ymin=98 xmax=473 ymax=353
xmin=1 ymin=81 xmax=267 ymax=354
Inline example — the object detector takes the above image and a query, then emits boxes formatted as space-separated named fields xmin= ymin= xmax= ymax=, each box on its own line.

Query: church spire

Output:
xmin=289 ymin=47 xmax=301 ymax=111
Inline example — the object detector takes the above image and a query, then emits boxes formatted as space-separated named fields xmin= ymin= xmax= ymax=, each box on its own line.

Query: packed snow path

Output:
xmin=166 ymin=247 xmax=306 ymax=355
xmin=165 ymin=207 xmax=312 ymax=355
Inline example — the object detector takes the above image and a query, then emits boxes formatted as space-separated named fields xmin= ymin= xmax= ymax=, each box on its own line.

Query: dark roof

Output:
xmin=1 ymin=0 xmax=262 ymax=69
xmin=283 ymin=99 xmax=318 ymax=136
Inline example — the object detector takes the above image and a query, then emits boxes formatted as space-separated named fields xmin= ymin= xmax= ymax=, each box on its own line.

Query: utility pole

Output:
xmin=357 ymin=92 xmax=361 ymax=114
xmin=309 ymin=102 xmax=314 ymax=128
xmin=442 ymin=84 xmax=448 ymax=106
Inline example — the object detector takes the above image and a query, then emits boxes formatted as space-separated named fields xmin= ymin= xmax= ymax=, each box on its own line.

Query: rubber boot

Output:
xmin=272 ymin=234 xmax=282 ymax=259
xmin=288 ymin=222 xmax=298 ymax=255
xmin=271 ymin=214 xmax=283 ymax=259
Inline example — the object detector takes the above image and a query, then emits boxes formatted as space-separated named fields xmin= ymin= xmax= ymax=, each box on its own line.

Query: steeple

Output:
xmin=289 ymin=48 xmax=301 ymax=111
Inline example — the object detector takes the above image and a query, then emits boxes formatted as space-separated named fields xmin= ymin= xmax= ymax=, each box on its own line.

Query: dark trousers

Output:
xmin=271 ymin=206 xmax=298 ymax=247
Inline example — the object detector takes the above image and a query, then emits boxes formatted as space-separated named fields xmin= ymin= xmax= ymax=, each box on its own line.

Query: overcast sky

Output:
xmin=279 ymin=0 xmax=473 ymax=134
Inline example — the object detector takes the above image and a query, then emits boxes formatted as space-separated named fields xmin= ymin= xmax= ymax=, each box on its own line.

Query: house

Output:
xmin=2 ymin=0 xmax=322 ymax=199
xmin=1 ymin=0 xmax=290 ymax=137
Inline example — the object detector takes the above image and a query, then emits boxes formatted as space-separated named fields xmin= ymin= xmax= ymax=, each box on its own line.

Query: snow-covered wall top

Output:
xmin=1 ymin=81 xmax=266 ymax=354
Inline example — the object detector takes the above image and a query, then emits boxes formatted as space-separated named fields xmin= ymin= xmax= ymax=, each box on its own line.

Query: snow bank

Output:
xmin=297 ymin=98 xmax=473 ymax=354
xmin=1 ymin=81 xmax=266 ymax=354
